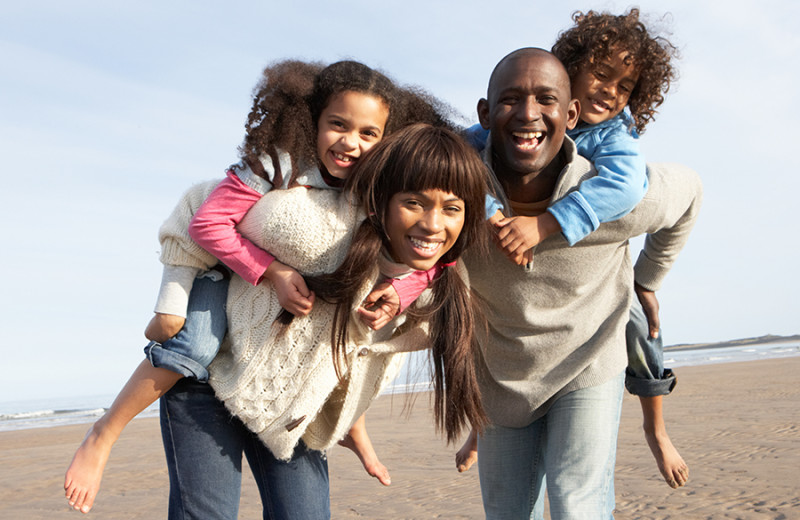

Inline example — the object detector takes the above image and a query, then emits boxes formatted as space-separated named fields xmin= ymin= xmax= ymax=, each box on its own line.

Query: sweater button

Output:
xmin=358 ymin=348 xmax=369 ymax=357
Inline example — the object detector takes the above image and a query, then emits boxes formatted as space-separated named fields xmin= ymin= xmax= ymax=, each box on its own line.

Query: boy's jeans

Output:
xmin=625 ymin=298 xmax=677 ymax=397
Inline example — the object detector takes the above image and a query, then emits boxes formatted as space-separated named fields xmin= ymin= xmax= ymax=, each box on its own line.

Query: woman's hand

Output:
xmin=358 ymin=281 xmax=400 ymax=331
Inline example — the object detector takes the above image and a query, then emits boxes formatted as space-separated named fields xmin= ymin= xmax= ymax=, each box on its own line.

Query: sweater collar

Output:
xmin=482 ymin=135 xmax=584 ymax=213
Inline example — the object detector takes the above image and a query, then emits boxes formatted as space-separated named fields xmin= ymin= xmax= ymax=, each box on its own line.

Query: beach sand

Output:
xmin=2 ymin=357 xmax=798 ymax=519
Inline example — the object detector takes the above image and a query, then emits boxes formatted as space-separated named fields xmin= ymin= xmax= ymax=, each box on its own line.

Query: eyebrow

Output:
xmin=405 ymin=191 xmax=463 ymax=203
xmin=325 ymin=113 xmax=384 ymax=131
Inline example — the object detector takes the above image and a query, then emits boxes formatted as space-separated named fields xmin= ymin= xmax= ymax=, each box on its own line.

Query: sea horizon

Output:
xmin=3 ymin=337 xmax=798 ymax=433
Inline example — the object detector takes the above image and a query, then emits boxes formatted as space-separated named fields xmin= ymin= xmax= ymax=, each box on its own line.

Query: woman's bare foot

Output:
xmin=644 ymin=427 xmax=689 ymax=488
xmin=64 ymin=422 xmax=115 ymax=513
xmin=455 ymin=428 xmax=478 ymax=472
xmin=339 ymin=419 xmax=391 ymax=486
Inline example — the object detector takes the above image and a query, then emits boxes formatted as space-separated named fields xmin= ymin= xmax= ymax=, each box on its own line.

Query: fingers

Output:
xmin=644 ymin=308 xmax=660 ymax=339
xmin=522 ymin=249 xmax=534 ymax=265
xmin=284 ymin=290 xmax=315 ymax=316
xmin=293 ymin=274 xmax=312 ymax=299
xmin=358 ymin=305 xmax=392 ymax=330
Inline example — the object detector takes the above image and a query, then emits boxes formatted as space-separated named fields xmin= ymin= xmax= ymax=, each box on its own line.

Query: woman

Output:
xmin=159 ymin=124 xmax=489 ymax=519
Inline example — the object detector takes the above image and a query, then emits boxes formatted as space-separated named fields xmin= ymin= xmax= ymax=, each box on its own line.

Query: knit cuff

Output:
xmin=633 ymin=250 xmax=669 ymax=291
xmin=159 ymin=237 xmax=217 ymax=271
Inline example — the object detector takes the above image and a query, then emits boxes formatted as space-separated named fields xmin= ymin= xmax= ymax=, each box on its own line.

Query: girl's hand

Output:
xmin=358 ymin=282 xmax=399 ymax=331
xmin=264 ymin=261 xmax=315 ymax=316
xmin=145 ymin=313 xmax=186 ymax=343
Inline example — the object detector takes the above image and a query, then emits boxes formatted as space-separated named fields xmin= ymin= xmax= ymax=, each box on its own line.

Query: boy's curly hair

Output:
xmin=239 ymin=59 xmax=455 ymax=186
xmin=552 ymin=8 xmax=678 ymax=134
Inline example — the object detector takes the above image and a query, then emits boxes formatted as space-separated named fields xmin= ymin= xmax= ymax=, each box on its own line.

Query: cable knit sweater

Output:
xmin=159 ymin=182 xmax=432 ymax=460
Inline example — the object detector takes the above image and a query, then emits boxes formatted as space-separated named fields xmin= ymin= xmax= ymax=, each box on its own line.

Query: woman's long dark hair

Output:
xmin=304 ymin=124 xmax=490 ymax=442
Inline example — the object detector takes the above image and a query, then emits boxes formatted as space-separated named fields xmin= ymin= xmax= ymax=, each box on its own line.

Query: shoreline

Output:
xmin=4 ymin=339 xmax=798 ymax=432
xmin=2 ymin=357 xmax=798 ymax=519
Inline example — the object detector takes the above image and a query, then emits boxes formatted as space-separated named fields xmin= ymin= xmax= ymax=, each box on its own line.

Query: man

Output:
xmin=463 ymin=48 xmax=702 ymax=518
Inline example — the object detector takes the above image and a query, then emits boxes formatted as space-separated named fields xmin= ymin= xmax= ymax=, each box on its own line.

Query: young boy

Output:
xmin=460 ymin=9 xmax=688 ymax=488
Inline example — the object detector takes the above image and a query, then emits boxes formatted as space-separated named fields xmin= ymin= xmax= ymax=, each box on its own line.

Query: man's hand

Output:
xmin=264 ymin=260 xmax=315 ymax=316
xmin=358 ymin=281 xmax=400 ymax=331
xmin=145 ymin=313 xmax=186 ymax=343
xmin=634 ymin=283 xmax=660 ymax=339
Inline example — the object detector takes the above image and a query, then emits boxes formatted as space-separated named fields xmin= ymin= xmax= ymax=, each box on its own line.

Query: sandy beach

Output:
xmin=2 ymin=357 xmax=798 ymax=519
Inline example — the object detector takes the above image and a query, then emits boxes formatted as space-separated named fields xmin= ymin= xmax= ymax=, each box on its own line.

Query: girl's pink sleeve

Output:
xmin=390 ymin=264 xmax=444 ymax=314
xmin=188 ymin=170 xmax=275 ymax=285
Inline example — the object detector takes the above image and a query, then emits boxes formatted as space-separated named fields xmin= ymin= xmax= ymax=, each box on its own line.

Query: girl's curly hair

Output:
xmin=552 ymin=8 xmax=679 ymax=134
xmin=238 ymin=59 xmax=455 ymax=187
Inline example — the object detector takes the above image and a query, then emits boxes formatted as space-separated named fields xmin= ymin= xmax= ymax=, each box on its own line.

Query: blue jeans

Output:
xmin=625 ymin=298 xmax=676 ymax=397
xmin=477 ymin=371 xmax=624 ymax=520
xmin=160 ymin=378 xmax=330 ymax=520
xmin=145 ymin=268 xmax=230 ymax=382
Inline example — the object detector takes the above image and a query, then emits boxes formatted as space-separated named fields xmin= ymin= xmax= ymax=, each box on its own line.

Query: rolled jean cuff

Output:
xmin=144 ymin=341 xmax=210 ymax=382
xmin=624 ymin=367 xmax=676 ymax=397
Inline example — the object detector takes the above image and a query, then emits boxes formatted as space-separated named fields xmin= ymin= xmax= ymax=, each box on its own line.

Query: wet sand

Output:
xmin=2 ymin=357 xmax=798 ymax=519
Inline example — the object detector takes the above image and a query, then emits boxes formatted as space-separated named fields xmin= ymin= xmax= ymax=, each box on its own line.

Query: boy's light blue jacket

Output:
xmin=467 ymin=111 xmax=647 ymax=245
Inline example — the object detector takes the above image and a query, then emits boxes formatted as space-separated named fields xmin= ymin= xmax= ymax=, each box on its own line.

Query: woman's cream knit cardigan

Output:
xmin=159 ymin=180 xmax=430 ymax=460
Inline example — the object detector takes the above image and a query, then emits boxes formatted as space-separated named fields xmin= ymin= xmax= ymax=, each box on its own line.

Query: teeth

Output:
xmin=410 ymin=237 xmax=441 ymax=251
xmin=333 ymin=152 xmax=353 ymax=162
xmin=513 ymin=132 xmax=543 ymax=139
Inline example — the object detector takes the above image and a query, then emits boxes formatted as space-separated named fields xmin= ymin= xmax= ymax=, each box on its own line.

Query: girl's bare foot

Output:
xmin=455 ymin=428 xmax=478 ymax=472
xmin=64 ymin=423 xmax=114 ymax=513
xmin=644 ymin=428 xmax=689 ymax=488
xmin=339 ymin=421 xmax=391 ymax=486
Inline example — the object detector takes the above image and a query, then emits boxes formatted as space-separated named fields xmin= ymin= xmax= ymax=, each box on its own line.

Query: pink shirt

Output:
xmin=188 ymin=170 xmax=275 ymax=286
xmin=188 ymin=169 xmax=439 ymax=309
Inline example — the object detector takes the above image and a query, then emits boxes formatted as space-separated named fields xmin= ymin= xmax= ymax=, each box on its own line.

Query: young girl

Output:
xmin=161 ymin=123 xmax=489 ymax=518
xmin=459 ymin=9 xmax=688 ymax=489
xmin=65 ymin=60 xmax=451 ymax=514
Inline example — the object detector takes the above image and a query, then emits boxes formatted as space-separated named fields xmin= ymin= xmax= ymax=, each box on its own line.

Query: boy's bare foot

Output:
xmin=455 ymin=428 xmax=478 ymax=472
xmin=64 ymin=423 xmax=114 ymax=513
xmin=339 ymin=426 xmax=391 ymax=486
xmin=644 ymin=428 xmax=689 ymax=488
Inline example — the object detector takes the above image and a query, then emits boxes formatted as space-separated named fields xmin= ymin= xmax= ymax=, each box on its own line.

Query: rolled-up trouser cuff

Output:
xmin=624 ymin=367 xmax=676 ymax=397
xmin=144 ymin=341 xmax=210 ymax=382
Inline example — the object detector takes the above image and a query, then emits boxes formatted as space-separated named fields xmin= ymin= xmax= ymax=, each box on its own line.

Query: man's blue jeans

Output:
xmin=625 ymin=298 xmax=676 ymax=397
xmin=477 ymin=371 xmax=624 ymax=520
xmin=145 ymin=268 xmax=229 ymax=382
xmin=159 ymin=378 xmax=330 ymax=520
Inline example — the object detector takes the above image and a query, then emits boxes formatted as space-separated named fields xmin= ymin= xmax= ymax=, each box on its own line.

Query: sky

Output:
xmin=1 ymin=0 xmax=798 ymax=402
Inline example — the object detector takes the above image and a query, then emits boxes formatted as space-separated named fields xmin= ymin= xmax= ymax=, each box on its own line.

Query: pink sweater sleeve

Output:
xmin=390 ymin=263 xmax=445 ymax=314
xmin=188 ymin=170 xmax=275 ymax=285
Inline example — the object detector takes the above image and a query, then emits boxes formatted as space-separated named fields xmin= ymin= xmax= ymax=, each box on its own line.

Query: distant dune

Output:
xmin=666 ymin=333 xmax=800 ymax=351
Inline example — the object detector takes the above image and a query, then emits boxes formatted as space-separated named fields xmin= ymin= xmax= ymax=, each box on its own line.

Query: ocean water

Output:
xmin=2 ymin=340 xmax=797 ymax=433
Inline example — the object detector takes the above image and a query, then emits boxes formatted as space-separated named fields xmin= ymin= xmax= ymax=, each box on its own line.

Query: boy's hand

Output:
xmin=145 ymin=313 xmax=186 ymax=343
xmin=493 ymin=212 xmax=560 ymax=266
xmin=634 ymin=283 xmax=660 ymax=339
xmin=493 ymin=215 xmax=537 ymax=264
xmin=488 ymin=210 xmax=531 ymax=265
xmin=509 ymin=248 xmax=534 ymax=267
xmin=264 ymin=260 xmax=315 ymax=316
xmin=358 ymin=281 xmax=400 ymax=331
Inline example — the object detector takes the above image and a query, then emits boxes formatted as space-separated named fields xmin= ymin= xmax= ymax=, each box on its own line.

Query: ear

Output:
xmin=566 ymin=98 xmax=580 ymax=130
xmin=477 ymin=98 xmax=490 ymax=129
